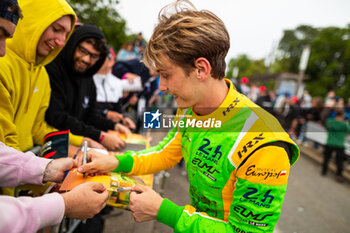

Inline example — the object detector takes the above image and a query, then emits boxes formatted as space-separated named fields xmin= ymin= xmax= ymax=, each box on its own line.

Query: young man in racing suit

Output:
xmin=78 ymin=0 xmax=300 ymax=232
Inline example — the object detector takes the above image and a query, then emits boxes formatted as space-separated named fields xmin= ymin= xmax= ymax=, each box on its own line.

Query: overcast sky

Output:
xmin=117 ymin=0 xmax=350 ymax=61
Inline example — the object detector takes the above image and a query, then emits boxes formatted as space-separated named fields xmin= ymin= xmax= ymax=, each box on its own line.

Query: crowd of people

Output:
xmin=235 ymin=77 xmax=350 ymax=183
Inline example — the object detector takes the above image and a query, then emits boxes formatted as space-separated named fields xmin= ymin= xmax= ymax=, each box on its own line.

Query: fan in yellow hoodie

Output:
xmin=0 ymin=0 xmax=85 ymax=152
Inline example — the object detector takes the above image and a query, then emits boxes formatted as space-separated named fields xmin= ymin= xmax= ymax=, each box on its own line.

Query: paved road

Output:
xmin=104 ymin=135 xmax=350 ymax=233
xmin=276 ymin=154 xmax=350 ymax=233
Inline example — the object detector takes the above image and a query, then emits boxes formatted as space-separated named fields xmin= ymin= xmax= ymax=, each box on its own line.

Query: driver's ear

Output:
xmin=194 ymin=57 xmax=211 ymax=81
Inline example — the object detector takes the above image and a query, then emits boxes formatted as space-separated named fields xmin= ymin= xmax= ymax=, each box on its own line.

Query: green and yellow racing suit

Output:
xmin=115 ymin=79 xmax=299 ymax=233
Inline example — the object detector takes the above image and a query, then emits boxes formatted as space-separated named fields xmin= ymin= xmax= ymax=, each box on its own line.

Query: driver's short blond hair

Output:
xmin=143 ymin=0 xmax=230 ymax=79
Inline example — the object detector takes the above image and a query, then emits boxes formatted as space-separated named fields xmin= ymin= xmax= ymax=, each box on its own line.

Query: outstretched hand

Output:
xmin=77 ymin=149 xmax=119 ymax=174
xmin=82 ymin=137 xmax=106 ymax=150
xmin=101 ymin=133 xmax=126 ymax=151
xmin=123 ymin=117 xmax=136 ymax=130
xmin=62 ymin=182 xmax=108 ymax=219
xmin=129 ymin=184 xmax=163 ymax=222
xmin=43 ymin=158 xmax=74 ymax=183
xmin=115 ymin=123 xmax=131 ymax=137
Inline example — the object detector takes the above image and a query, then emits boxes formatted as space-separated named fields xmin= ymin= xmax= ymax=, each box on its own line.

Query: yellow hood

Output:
xmin=7 ymin=0 xmax=76 ymax=67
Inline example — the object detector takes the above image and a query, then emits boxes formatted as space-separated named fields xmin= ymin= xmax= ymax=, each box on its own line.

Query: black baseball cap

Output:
xmin=0 ymin=0 xmax=20 ymax=25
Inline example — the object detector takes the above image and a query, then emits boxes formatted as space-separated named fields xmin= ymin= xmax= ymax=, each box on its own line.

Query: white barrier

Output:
xmin=305 ymin=121 xmax=328 ymax=145
xmin=305 ymin=121 xmax=350 ymax=155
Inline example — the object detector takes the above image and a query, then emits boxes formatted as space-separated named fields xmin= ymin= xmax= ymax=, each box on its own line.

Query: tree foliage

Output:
xmin=226 ymin=54 xmax=266 ymax=80
xmin=226 ymin=24 xmax=350 ymax=100
xmin=277 ymin=24 xmax=350 ymax=99
xmin=277 ymin=25 xmax=318 ymax=73
xmin=67 ymin=0 xmax=128 ymax=51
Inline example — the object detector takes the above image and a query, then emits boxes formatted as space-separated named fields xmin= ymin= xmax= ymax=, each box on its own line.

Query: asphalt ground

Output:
xmin=276 ymin=148 xmax=350 ymax=233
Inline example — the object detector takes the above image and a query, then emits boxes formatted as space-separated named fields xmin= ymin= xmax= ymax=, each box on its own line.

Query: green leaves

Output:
xmin=227 ymin=54 xmax=266 ymax=81
xmin=67 ymin=0 xmax=127 ymax=51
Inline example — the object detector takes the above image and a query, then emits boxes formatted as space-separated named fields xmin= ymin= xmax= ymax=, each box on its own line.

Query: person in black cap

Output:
xmin=0 ymin=0 xmax=22 ymax=56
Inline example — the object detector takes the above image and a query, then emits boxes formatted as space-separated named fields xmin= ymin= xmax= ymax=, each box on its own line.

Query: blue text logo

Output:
xmin=143 ymin=110 xmax=162 ymax=129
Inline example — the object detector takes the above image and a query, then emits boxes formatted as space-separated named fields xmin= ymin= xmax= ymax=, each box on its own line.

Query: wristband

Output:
xmin=99 ymin=131 xmax=106 ymax=143
xmin=122 ymin=72 xmax=129 ymax=80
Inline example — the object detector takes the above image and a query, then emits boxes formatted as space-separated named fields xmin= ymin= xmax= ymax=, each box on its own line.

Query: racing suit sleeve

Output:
xmin=156 ymin=145 xmax=291 ymax=233
xmin=114 ymin=126 xmax=183 ymax=175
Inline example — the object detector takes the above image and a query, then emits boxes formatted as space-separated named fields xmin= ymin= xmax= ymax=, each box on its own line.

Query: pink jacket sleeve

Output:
xmin=0 ymin=142 xmax=50 ymax=187
xmin=0 ymin=142 xmax=65 ymax=232
xmin=0 ymin=193 xmax=65 ymax=233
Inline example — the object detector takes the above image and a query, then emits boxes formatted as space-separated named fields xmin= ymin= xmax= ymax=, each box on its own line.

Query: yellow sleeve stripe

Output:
xmin=131 ymin=131 xmax=182 ymax=175
xmin=134 ymin=131 xmax=179 ymax=158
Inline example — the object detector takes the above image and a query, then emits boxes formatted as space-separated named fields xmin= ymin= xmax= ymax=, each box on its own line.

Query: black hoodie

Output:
xmin=45 ymin=24 xmax=115 ymax=141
